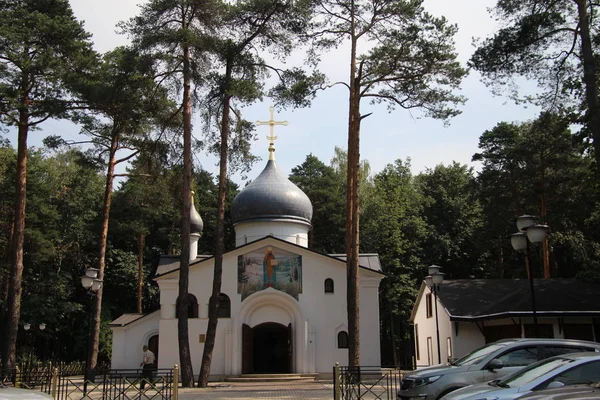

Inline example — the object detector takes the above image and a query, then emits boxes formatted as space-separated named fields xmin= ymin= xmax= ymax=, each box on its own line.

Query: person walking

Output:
xmin=139 ymin=345 xmax=155 ymax=389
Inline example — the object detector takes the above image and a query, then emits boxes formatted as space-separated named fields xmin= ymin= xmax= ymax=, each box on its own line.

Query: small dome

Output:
xmin=190 ymin=199 xmax=203 ymax=234
xmin=232 ymin=160 xmax=312 ymax=226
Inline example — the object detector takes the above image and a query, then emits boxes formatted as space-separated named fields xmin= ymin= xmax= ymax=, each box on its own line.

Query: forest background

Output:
xmin=1 ymin=0 xmax=600 ymax=369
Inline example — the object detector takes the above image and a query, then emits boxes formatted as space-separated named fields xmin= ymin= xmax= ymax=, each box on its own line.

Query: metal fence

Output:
xmin=1 ymin=364 xmax=55 ymax=391
xmin=333 ymin=364 xmax=404 ymax=400
xmin=2 ymin=364 xmax=179 ymax=400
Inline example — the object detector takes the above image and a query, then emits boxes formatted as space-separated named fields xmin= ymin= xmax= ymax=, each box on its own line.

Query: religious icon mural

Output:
xmin=238 ymin=246 xmax=302 ymax=300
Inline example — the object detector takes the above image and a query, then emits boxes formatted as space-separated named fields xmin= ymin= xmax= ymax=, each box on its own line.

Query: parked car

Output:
xmin=0 ymin=387 xmax=53 ymax=399
xmin=397 ymin=338 xmax=600 ymax=400
xmin=440 ymin=352 xmax=600 ymax=400
xmin=517 ymin=382 xmax=600 ymax=399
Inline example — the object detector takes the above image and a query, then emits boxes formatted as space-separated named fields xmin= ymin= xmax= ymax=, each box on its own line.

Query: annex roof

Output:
xmin=411 ymin=279 xmax=600 ymax=322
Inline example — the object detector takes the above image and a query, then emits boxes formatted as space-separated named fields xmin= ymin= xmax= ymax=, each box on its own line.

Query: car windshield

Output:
xmin=454 ymin=343 xmax=510 ymax=366
xmin=500 ymin=357 xmax=574 ymax=388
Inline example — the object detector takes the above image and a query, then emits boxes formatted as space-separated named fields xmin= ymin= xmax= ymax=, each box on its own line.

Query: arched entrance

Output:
xmin=235 ymin=288 xmax=310 ymax=375
xmin=242 ymin=322 xmax=292 ymax=374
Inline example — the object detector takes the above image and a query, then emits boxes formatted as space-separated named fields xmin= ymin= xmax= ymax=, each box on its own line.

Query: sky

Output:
xmin=8 ymin=0 xmax=542 ymax=185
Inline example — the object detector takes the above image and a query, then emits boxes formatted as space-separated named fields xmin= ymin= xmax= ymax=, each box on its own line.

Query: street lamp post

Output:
xmin=80 ymin=267 xmax=102 ymax=394
xmin=22 ymin=322 xmax=46 ymax=376
xmin=23 ymin=323 xmax=31 ymax=367
xmin=425 ymin=265 xmax=445 ymax=364
xmin=38 ymin=323 xmax=46 ymax=361
xmin=510 ymin=215 xmax=549 ymax=338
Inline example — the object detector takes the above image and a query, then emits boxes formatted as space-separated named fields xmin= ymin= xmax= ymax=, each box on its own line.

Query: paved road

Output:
xmin=178 ymin=381 xmax=334 ymax=399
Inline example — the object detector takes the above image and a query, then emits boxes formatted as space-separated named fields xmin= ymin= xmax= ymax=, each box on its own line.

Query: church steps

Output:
xmin=224 ymin=373 xmax=318 ymax=382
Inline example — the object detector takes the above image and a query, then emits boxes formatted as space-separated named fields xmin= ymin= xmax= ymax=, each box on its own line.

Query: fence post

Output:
xmin=51 ymin=367 xmax=59 ymax=399
xmin=333 ymin=362 xmax=340 ymax=400
xmin=173 ymin=364 xmax=179 ymax=400
xmin=15 ymin=365 xmax=21 ymax=388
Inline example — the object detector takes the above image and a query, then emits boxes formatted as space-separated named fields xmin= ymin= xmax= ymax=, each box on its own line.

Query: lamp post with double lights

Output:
xmin=23 ymin=322 xmax=31 ymax=366
xmin=80 ymin=267 xmax=102 ymax=392
xmin=23 ymin=322 xmax=45 ymax=365
xmin=425 ymin=265 xmax=444 ymax=364
xmin=510 ymin=215 xmax=549 ymax=338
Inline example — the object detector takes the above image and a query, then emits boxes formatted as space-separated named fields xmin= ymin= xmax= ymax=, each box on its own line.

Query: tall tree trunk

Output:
xmin=539 ymin=153 xmax=550 ymax=278
xmin=137 ymin=233 xmax=145 ymax=314
xmin=390 ymin=308 xmax=397 ymax=367
xmin=576 ymin=0 xmax=600 ymax=168
xmin=346 ymin=2 xmax=360 ymax=366
xmin=499 ymin=246 xmax=504 ymax=278
xmin=348 ymin=90 xmax=361 ymax=367
xmin=198 ymin=64 xmax=231 ymax=388
xmin=177 ymin=31 xmax=194 ymax=387
xmin=2 ymin=102 xmax=29 ymax=371
xmin=88 ymin=132 xmax=119 ymax=370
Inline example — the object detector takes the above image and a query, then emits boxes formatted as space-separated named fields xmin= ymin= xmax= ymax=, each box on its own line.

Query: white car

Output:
xmin=440 ymin=352 xmax=600 ymax=400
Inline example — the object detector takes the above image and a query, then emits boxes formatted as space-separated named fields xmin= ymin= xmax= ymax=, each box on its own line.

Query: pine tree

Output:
xmin=0 ymin=0 xmax=96 ymax=370
xmin=309 ymin=0 xmax=466 ymax=365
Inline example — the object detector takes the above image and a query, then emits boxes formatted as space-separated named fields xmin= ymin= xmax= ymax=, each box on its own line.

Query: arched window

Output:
xmin=338 ymin=331 xmax=349 ymax=349
xmin=176 ymin=293 xmax=198 ymax=318
xmin=324 ymin=278 xmax=334 ymax=293
xmin=218 ymin=293 xmax=231 ymax=318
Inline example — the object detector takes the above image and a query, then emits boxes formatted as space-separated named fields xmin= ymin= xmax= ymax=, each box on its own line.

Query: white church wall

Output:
xmin=235 ymin=221 xmax=309 ymax=247
xmin=111 ymin=328 xmax=126 ymax=369
xmin=158 ymin=279 xmax=178 ymax=319
xmin=247 ymin=304 xmax=291 ymax=327
xmin=157 ymin=319 xmax=177 ymax=369
xmin=110 ymin=311 xmax=160 ymax=370
xmin=297 ymin=250 xmax=349 ymax=372
xmin=157 ymin=318 xmax=230 ymax=374
xmin=154 ymin=238 xmax=383 ymax=376
xmin=359 ymin=277 xmax=382 ymax=366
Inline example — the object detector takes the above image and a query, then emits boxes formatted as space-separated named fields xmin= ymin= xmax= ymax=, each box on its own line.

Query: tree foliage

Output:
xmin=0 ymin=0 xmax=96 ymax=370
xmin=470 ymin=0 xmax=600 ymax=167
xmin=290 ymin=154 xmax=345 ymax=253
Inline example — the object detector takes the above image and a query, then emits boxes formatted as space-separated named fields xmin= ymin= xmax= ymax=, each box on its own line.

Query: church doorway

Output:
xmin=148 ymin=334 xmax=159 ymax=366
xmin=242 ymin=323 xmax=292 ymax=374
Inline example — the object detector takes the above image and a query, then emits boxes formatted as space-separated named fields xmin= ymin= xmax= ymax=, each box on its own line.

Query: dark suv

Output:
xmin=397 ymin=338 xmax=600 ymax=400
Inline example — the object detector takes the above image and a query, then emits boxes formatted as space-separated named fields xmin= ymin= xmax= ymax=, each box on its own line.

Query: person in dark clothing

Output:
xmin=140 ymin=345 xmax=155 ymax=389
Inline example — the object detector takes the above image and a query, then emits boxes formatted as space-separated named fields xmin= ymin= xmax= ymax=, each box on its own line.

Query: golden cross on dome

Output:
xmin=256 ymin=106 xmax=288 ymax=160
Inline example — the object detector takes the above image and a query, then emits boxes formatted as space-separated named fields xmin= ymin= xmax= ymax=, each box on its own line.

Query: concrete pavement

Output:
xmin=178 ymin=381 xmax=334 ymax=399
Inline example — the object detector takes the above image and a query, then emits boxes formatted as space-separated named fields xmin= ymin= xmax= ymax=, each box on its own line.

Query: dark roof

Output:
xmin=156 ymin=254 xmax=212 ymax=276
xmin=231 ymin=159 xmax=313 ymax=226
xmin=108 ymin=311 xmax=159 ymax=327
xmin=437 ymin=279 xmax=600 ymax=321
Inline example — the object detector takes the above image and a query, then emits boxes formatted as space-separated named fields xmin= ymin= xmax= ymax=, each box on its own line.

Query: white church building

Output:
xmin=109 ymin=127 xmax=384 ymax=379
